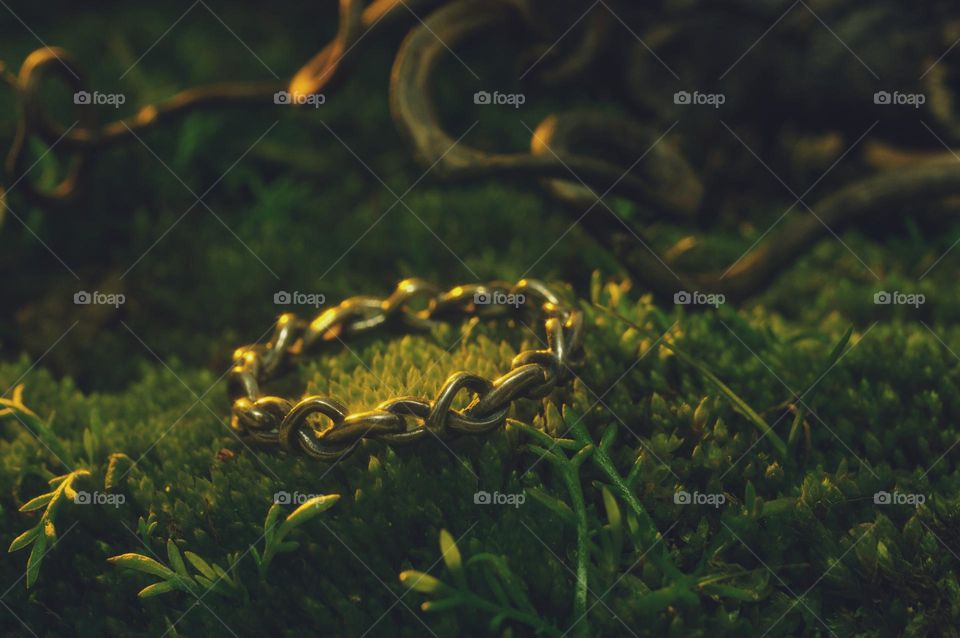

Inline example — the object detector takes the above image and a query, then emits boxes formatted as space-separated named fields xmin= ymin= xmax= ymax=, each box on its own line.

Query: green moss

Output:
xmin=2 ymin=289 xmax=960 ymax=635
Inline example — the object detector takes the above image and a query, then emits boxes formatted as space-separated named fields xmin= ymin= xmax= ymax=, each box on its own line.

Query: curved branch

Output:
xmin=3 ymin=0 xmax=421 ymax=205
xmin=604 ymin=160 xmax=960 ymax=302
xmin=389 ymin=0 xmax=702 ymax=218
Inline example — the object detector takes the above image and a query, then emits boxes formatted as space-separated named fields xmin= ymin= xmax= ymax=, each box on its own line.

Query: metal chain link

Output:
xmin=228 ymin=278 xmax=584 ymax=461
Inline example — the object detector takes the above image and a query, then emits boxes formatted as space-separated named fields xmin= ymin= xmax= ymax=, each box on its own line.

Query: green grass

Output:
xmin=3 ymin=290 xmax=960 ymax=636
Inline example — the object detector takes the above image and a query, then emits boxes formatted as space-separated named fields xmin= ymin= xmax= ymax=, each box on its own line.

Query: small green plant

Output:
xmin=400 ymin=529 xmax=563 ymax=637
xmin=109 ymin=494 xmax=341 ymax=599
xmin=108 ymin=539 xmax=243 ymax=600
xmin=251 ymin=493 xmax=341 ymax=580
xmin=512 ymin=414 xmax=696 ymax=602
xmin=8 ymin=470 xmax=90 ymax=587
xmin=0 ymin=384 xmax=73 ymax=469
xmin=137 ymin=512 xmax=160 ymax=547
xmin=4 ymin=384 xmax=89 ymax=588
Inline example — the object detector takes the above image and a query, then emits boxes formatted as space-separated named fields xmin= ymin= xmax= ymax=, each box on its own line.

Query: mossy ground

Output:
xmin=2 ymin=3 xmax=960 ymax=637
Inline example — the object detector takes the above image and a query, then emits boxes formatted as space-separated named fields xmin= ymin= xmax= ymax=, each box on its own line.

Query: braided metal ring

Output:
xmin=228 ymin=278 xmax=584 ymax=461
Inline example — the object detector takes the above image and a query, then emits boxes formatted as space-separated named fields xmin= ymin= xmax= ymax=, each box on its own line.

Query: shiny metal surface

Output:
xmin=228 ymin=278 xmax=584 ymax=461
